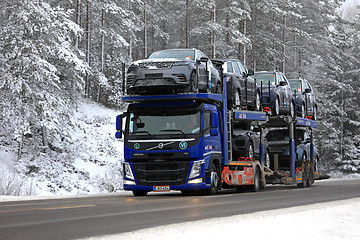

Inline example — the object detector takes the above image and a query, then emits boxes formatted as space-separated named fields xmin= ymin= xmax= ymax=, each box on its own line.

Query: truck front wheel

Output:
xmin=205 ymin=161 xmax=221 ymax=195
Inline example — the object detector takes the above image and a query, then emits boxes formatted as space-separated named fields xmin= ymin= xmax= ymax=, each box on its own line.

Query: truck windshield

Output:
xmin=255 ymin=73 xmax=276 ymax=86
xmin=127 ymin=111 xmax=201 ymax=137
xmin=147 ymin=50 xmax=195 ymax=60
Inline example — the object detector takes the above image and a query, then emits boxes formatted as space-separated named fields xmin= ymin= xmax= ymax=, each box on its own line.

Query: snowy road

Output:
xmin=0 ymin=178 xmax=359 ymax=240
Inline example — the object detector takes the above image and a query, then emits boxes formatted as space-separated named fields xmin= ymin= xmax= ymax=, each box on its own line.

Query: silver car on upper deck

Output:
xmin=126 ymin=49 xmax=221 ymax=95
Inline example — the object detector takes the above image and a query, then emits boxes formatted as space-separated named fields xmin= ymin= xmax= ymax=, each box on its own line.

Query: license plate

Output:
xmin=153 ymin=186 xmax=170 ymax=192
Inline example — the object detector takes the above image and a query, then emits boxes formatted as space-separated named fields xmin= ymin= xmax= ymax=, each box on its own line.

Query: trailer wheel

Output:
xmin=205 ymin=161 xmax=220 ymax=195
xmin=251 ymin=168 xmax=261 ymax=192
xmin=132 ymin=190 xmax=148 ymax=197
xmin=297 ymin=154 xmax=308 ymax=188
xmin=307 ymin=161 xmax=314 ymax=187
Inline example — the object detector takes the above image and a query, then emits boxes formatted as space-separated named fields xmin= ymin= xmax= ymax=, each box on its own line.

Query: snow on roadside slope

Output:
xmin=83 ymin=197 xmax=360 ymax=240
xmin=0 ymin=98 xmax=125 ymax=196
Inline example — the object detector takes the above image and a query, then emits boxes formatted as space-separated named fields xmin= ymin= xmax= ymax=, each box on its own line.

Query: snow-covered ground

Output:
xmin=82 ymin=197 xmax=360 ymax=240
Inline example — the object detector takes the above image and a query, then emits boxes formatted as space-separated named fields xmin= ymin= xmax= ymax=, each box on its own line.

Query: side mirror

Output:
xmin=211 ymin=112 xmax=219 ymax=128
xmin=115 ymin=114 xmax=126 ymax=139
xmin=210 ymin=128 xmax=219 ymax=136
xmin=305 ymin=88 xmax=312 ymax=93
xmin=247 ymin=69 xmax=254 ymax=76
xmin=199 ymin=56 xmax=209 ymax=62
xmin=280 ymin=81 xmax=288 ymax=86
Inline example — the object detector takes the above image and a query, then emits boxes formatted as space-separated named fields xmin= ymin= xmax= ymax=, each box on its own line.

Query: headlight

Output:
xmin=172 ymin=61 xmax=191 ymax=67
xmin=124 ymin=162 xmax=135 ymax=180
xmin=189 ymin=160 xmax=205 ymax=179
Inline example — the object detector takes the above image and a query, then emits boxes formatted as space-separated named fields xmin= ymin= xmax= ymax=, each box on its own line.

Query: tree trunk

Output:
xmin=242 ymin=18 xmax=247 ymax=65
xmin=186 ymin=0 xmax=190 ymax=48
xmin=281 ymin=14 xmax=286 ymax=73
xmin=85 ymin=0 xmax=91 ymax=98
xmin=144 ymin=2 xmax=147 ymax=58
xmin=97 ymin=7 xmax=105 ymax=103
xmin=209 ymin=3 xmax=216 ymax=58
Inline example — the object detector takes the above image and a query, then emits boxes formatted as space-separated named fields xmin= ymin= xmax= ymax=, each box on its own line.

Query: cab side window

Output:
xmin=203 ymin=111 xmax=211 ymax=135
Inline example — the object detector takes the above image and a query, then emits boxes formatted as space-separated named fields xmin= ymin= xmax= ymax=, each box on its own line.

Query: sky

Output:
xmin=342 ymin=0 xmax=360 ymax=20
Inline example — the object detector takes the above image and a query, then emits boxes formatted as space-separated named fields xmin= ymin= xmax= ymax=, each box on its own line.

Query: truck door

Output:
xmin=202 ymin=109 xmax=221 ymax=160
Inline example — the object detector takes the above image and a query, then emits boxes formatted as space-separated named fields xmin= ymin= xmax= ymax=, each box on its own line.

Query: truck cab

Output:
xmin=117 ymin=96 xmax=223 ymax=196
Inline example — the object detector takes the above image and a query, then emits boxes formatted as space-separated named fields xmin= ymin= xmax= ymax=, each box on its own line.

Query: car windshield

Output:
xmin=266 ymin=131 xmax=289 ymax=141
xmin=147 ymin=50 xmax=195 ymax=60
xmin=127 ymin=111 xmax=201 ymax=136
xmin=255 ymin=73 xmax=276 ymax=86
xmin=289 ymin=81 xmax=302 ymax=93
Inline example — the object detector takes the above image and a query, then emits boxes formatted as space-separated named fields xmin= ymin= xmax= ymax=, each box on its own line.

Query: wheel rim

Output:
xmin=301 ymin=104 xmax=305 ymax=118
xmin=265 ymin=153 xmax=270 ymax=168
xmin=248 ymin=144 xmax=254 ymax=159
xmin=235 ymin=90 xmax=240 ymax=106
xmin=274 ymin=98 xmax=280 ymax=115
xmin=290 ymin=102 xmax=295 ymax=117
xmin=255 ymin=92 xmax=260 ymax=111
xmin=254 ymin=172 xmax=260 ymax=189
xmin=211 ymin=170 xmax=219 ymax=188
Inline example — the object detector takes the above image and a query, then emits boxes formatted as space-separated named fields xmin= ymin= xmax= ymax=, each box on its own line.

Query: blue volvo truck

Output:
xmin=115 ymin=77 xmax=319 ymax=196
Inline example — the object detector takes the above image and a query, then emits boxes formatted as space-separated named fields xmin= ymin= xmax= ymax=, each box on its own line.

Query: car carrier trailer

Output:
xmin=115 ymin=70 xmax=319 ymax=196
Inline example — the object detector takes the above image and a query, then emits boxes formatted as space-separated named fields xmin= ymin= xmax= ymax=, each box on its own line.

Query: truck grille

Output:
xmin=132 ymin=161 xmax=190 ymax=186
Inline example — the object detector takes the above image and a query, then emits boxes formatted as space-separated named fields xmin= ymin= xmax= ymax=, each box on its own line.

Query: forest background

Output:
xmin=1 ymin=0 xmax=360 ymax=195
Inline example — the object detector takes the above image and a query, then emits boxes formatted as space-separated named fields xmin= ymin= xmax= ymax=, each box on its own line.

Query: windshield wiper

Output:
xmin=130 ymin=131 xmax=155 ymax=138
xmin=160 ymin=129 xmax=190 ymax=138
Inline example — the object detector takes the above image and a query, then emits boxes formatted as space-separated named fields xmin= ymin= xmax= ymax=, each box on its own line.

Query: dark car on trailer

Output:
xmin=211 ymin=59 xmax=260 ymax=111
xmin=232 ymin=122 xmax=271 ymax=168
xmin=126 ymin=48 xmax=221 ymax=95
xmin=265 ymin=128 xmax=319 ymax=186
xmin=288 ymin=79 xmax=317 ymax=120
xmin=254 ymin=71 xmax=295 ymax=117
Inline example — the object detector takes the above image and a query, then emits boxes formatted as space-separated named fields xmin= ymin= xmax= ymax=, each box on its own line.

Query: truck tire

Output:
xmin=297 ymin=155 xmax=308 ymax=188
xmin=307 ymin=161 xmax=314 ymax=187
xmin=205 ymin=161 xmax=221 ymax=195
xmin=251 ymin=167 xmax=261 ymax=192
xmin=132 ymin=190 xmax=148 ymax=197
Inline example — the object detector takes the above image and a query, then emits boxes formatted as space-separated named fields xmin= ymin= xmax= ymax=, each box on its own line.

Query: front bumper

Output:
xmin=124 ymin=181 xmax=211 ymax=191
xmin=127 ymin=65 xmax=192 ymax=94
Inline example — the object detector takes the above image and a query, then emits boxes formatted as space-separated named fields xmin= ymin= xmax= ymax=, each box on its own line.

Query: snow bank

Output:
xmin=83 ymin=197 xmax=360 ymax=240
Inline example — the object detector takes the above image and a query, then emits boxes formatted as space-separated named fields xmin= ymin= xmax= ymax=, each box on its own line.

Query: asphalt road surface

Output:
xmin=1 ymin=178 xmax=360 ymax=240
